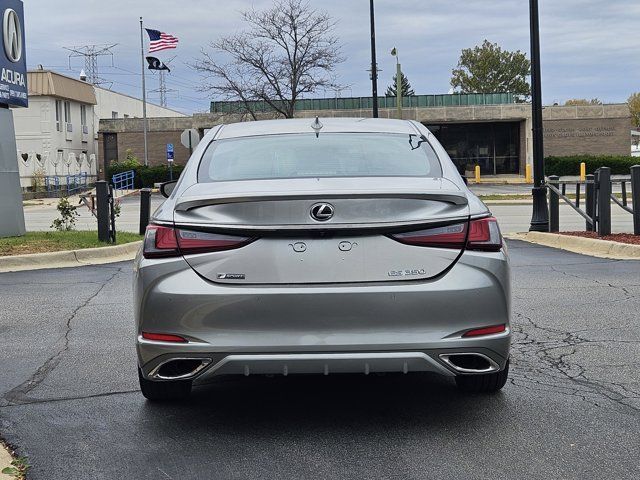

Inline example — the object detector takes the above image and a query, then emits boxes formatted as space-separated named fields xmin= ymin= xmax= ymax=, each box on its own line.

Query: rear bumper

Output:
xmin=138 ymin=345 xmax=509 ymax=384
xmin=134 ymin=248 xmax=511 ymax=379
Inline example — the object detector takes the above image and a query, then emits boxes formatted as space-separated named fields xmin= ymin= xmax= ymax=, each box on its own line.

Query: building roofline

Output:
xmin=27 ymin=69 xmax=187 ymax=115
xmin=93 ymin=85 xmax=187 ymax=116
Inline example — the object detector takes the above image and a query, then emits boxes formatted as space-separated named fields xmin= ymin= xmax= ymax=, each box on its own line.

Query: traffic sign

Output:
xmin=181 ymin=128 xmax=200 ymax=152
xmin=166 ymin=143 xmax=174 ymax=162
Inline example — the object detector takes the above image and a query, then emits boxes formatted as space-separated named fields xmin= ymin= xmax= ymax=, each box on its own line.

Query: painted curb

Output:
xmin=505 ymin=232 xmax=640 ymax=260
xmin=0 ymin=241 xmax=142 ymax=273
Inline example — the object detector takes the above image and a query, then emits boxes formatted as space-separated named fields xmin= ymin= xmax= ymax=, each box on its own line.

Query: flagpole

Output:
xmin=139 ymin=16 xmax=149 ymax=166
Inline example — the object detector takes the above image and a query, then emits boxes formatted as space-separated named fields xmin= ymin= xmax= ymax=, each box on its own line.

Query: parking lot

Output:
xmin=0 ymin=240 xmax=638 ymax=479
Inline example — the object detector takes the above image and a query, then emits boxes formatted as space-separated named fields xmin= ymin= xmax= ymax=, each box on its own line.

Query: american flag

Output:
xmin=145 ymin=29 xmax=179 ymax=53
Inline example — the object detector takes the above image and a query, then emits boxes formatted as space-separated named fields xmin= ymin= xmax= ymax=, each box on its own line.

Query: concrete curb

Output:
xmin=505 ymin=232 xmax=640 ymax=260
xmin=0 ymin=442 xmax=14 ymax=480
xmin=0 ymin=241 xmax=142 ymax=273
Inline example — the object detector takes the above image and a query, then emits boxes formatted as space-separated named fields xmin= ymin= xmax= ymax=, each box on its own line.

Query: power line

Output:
xmin=64 ymin=44 xmax=118 ymax=86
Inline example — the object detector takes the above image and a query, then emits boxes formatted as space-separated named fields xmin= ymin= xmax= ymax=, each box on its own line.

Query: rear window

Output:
xmin=197 ymin=133 xmax=442 ymax=182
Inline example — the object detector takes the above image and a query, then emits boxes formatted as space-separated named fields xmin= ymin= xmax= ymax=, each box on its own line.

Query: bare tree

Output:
xmin=194 ymin=0 xmax=345 ymax=120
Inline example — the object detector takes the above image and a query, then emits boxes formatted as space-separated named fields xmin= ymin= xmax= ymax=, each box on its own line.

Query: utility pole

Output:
xmin=139 ymin=17 xmax=149 ymax=167
xmin=65 ymin=44 xmax=117 ymax=86
xmin=391 ymin=48 xmax=402 ymax=119
xmin=369 ymin=0 xmax=379 ymax=118
xmin=528 ymin=0 xmax=549 ymax=231
xmin=149 ymin=57 xmax=177 ymax=107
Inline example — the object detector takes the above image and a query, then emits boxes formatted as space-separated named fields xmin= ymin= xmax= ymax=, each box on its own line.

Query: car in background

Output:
xmin=133 ymin=117 xmax=511 ymax=400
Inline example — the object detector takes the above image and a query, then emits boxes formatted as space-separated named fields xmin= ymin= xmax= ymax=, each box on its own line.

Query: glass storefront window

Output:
xmin=427 ymin=122 xmax=520 ymax=175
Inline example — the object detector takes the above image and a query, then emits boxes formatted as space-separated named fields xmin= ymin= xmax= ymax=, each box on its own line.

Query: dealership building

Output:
xmin=98 ymin=93 xmax=631 ymax=178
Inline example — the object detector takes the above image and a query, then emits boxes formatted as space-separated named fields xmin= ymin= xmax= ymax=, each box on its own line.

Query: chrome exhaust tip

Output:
xmin=149 ymin=358 xmax=212 ymax=380
xmin=439 ymin=353 xmax=500 ymax=374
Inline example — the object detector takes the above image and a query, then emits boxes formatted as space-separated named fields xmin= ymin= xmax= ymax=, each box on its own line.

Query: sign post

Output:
xmin=0 ymin=0 xmax=27 ymax=237
xmin=180 ymin=128 xmax=200 ymax=156
xmin=166 ymin=143 xmax=174 ymax=181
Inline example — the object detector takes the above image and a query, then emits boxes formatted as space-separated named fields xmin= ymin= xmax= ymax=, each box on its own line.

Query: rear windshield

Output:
xmin=197 ymin=133 xmax=442 ymax=182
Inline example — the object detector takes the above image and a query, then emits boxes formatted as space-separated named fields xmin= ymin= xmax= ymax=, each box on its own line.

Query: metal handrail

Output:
xmin=546 ymin=166 xmax=639 ymax=236
xmin=546 ymin=183 xmax=593 ymax=226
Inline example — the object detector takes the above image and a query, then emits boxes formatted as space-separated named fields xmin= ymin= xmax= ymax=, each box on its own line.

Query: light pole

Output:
xmin=529 ymin=0 xmax=549 ymax=231
xmin=369 ymin=0 xmax=379 ymax=118
xmin=391 ymin=47 xmax=402 ymax=119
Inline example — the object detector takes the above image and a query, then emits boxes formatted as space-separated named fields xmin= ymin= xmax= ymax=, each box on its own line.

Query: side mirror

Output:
xmin=159 ymin=180 xmax=178 ymax=198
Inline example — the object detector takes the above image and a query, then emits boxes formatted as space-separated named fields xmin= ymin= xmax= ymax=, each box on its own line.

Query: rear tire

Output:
xmin=455 ymin=359 xmax=509 ymax=393
xmin=138 ymin=367 xmax=192 ymax=401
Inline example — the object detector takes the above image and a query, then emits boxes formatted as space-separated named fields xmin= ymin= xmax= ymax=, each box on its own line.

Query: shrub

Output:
xmin=138 ymin=165 xmax=185 ymax=187
xmin=51 ymin=197 xmax=80 ymax=231
xmin=31 ymin=167 xmax=46 ymax=192
xmin=545 ymin=155 xmax=640 ymax=176
xmin=106 ymin=163 xmax=184 ymax=188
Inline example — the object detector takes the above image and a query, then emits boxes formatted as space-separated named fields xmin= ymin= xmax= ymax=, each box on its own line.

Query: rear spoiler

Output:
xmin=175 ymin=191 xmax=468 ymax=212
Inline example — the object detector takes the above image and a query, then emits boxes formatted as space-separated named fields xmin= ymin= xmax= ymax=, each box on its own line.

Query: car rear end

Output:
xmin=133 ymin=118 xmax=510 ymax=400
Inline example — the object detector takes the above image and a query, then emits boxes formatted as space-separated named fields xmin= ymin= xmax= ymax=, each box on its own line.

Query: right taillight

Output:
xmin=143 ymin=225 xmax=254 ymax=259
xmin=390 ymin=217 xmax=502 ymax=252
xmin=466 ymin=217 xmax=502 ymax=252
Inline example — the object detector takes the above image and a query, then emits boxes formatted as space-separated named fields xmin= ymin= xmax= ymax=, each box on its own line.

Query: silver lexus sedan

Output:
xmin=133 ymin=118 xmax=511 ymax=401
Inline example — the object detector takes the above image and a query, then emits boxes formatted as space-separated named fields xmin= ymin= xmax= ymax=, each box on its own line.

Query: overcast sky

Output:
xmin=23 ymin=0 xmax=640 ymax=114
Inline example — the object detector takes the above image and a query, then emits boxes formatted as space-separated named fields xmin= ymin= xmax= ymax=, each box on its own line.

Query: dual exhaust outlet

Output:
xmin=148 ymin=353 xmax=500 ymax=380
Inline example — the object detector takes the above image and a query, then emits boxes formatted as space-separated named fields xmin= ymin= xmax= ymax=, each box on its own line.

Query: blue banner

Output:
xmin=0 ymin=0 xmax=27 ymax=107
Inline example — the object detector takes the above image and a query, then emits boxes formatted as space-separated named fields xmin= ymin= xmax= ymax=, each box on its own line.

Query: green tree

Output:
xmin=451 ymin=40 xmax=531 ymax=98
xmin=628 ymin=92 xmax=640 ymax=127
xmin=385 ymin=71 xmax=415 ymax=97
xmin=564 ymin=98 xmax=602 ymax=106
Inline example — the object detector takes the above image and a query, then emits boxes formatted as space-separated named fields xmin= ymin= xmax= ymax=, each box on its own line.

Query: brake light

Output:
xmin=143 ymin=225 xmax=179 ymax=258
xmin=142 ymin=332 xmax=188 ymax=343
xmin=462 ymin=324 xmax=507 ymax=337
xmin=390 ymin=217 xmax=502 ymax=252
xmin=467 ymin=217 xmax=502 ymax=252
xmin=143 ymin=225 xmax=254 ymax=259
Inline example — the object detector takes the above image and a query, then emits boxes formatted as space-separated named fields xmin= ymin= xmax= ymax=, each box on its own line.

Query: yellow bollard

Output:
xmin=475 ymin=165 xmax=481 ymax=183
xmin=525 ymin=164 xmax=532 ymax=184
xmin=580 ymin=162 xmax=586 ymax=181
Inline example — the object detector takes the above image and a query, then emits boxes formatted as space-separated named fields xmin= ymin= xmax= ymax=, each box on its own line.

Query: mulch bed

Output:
xmin=560 ymin=231 xmax=640 ymax=245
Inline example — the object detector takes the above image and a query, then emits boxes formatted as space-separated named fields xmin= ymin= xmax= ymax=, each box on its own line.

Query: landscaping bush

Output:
xmin=107 ymin=161 xmax=184 ymax=188
xmin=545 ymin=155 xmax=640 ymax=176
xmin=137 ymin=165 xmax=185 ymax=187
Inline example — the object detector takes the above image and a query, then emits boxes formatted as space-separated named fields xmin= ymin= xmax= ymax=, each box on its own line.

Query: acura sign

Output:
xmin=0 ymin=0 xmax=27 ymax=107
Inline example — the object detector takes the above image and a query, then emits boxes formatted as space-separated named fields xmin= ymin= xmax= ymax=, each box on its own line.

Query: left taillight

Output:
xmin=389 ymin=217 xmax=502 ymax=252
xmin=143 ymin=225 xmax=179 ymax=258
xmin=143 ymin=225 xmax=253 ymax=259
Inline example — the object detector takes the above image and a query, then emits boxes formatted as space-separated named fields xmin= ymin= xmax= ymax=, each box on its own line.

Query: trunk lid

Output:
xmin=174 ymin=177 xmax=470 ymax=284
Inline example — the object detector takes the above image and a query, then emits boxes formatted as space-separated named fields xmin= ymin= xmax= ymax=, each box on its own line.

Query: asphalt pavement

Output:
xmin=0 ymin=241 xmax=638 ymax=479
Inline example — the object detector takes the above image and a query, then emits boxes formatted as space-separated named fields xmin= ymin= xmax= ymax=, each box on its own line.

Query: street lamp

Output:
xmin=391 ymin=47 xmax=402 ymax=119
xmin=369 ymin=0 xmax=379 ymax=118
xmin=528 ymin=0 xmax=549 ymax=231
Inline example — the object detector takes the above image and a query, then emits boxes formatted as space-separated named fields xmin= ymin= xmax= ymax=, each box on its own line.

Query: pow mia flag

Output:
xmin=145 ymin=56 xmax=170 ymax=72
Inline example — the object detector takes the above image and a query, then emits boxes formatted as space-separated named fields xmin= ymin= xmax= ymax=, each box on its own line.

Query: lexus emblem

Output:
xmin=3 ymin=8 xmax=22 ymax=63
xmin=310 ymin=203 xmax=334 ymax=222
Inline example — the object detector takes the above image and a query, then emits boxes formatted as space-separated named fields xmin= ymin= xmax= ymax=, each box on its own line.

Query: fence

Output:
xmin=111 ymin=170 xmax=135 ymax=195
xmin=66 ymin=173 xmax=88 ymax=195
xmin=547 ymin=165 xmax=640 ymax=236
xmin=43 ymin=173 xmax=94 ymax=197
